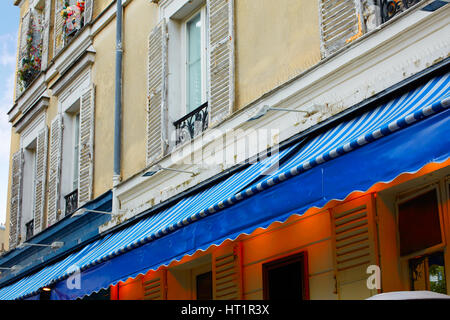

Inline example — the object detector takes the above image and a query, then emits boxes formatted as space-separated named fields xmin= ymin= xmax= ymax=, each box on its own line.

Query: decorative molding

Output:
xmin=8 ymin=74 xmax=46 ymax=123
xmin=50 ymin=48 xmax=95 ymax=97
xmin=14 ymin=96 xmax=50 ymax=134
xmin=20 ymin=110 xmax=46 ymax=149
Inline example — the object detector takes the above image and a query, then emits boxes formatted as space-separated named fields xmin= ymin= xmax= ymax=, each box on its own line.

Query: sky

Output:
xmin=0 ymin=3 xmax=20 ymax=224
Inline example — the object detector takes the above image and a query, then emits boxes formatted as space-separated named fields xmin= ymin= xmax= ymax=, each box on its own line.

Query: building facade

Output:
xmin=0 ymin=0 xmax=449 ymax=300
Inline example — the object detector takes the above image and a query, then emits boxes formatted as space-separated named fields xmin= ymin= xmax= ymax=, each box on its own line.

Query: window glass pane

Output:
xmin=186 ymin=13 xmax=202 ymax=113
xmin=398 ymin=189 xmax=442 ymax=256
xmin=410 ymin=252 xmax=447 ymax=294
xmin=73 ymin=113 xmax=80 ymax=191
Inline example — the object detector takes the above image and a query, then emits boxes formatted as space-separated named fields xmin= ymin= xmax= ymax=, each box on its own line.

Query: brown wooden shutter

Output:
xmin=212 ymin=242 xmax=243 ymax=300
xmin=141 ymin=269 xmax=167 ymax=300
xmin=32 ymin=126 xmax=48 ymax=234
xmin=54 ymin=0 xmax=65 ymax=55
xmin=78 ymin=84 xmax=95 ymax=207
xmin=331 ymin=194 xmax=379 ymax=300
xmin=207 ymin=0 xmax=235 ymax=126
xmin=47 ymin=114 xmax=63 ymax=226
xmin=146 ymin=19 xmax=168 ymax=166
xmin=41 ymin=0 xmax=52 ymax=70
xmin=319 ymin=0 xmax=365 ymax=58
xmin=84 ymin=0 xmax=94 ymax=24
xmin=9 ymin=150 xmax=24 ymax=249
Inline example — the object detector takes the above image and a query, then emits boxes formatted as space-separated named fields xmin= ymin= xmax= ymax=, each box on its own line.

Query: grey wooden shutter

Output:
xmin=207 ymin=0 xmax=235 ymax=126
xmin=331 ymin=194 xmax=379 ymax=299
xmin=212 ymin=242 xmax=243 ymax=300
xmin=41 ymin=0 xmax=52 ymax=70
xmin=84 ymin=0 xmax=94 ymax=24
xmin=319 ymin=0 xmax=365 ymax=58
xmin=78 ymin=84 xmax=95 ymax=207
xmin=146 ymin=19 xmax=168 ymax=166
xmin=9 ymin=151 xmax=24 ymax=249
xmin=54 ymin=0 xmax=65 ymax=55
xmin=32 ymin=127 xmax=48 ymax=234
xmin=47 ymin=114 xmax=63 ymax=226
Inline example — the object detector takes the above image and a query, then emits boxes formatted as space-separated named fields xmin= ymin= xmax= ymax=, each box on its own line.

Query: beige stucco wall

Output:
xmin=235 ymin=0 xmax=321 ymax=111
xmin=94 ymin=0 xmax=114 ymax=20
xmin=121 ymin=0 xmax=158 ymax=182
xmin=91 ymin=18 xmax=116 ymax=199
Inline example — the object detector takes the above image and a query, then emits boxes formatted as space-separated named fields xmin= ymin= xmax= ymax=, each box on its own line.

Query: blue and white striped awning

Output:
xmin=0 ymin=72 xmax=449 ymax=300
xmin=0 ymin=146 xmax=296 ymax=300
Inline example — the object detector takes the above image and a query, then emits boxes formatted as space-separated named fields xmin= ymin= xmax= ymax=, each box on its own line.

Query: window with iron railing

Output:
xmin=25 ymin=220 xmax=34 ymax=241
xmin=319 ymin=0 xmax=424 ymax=57
xmin=16 ymin=11 xmax=43 ymax=96
xmin=173 ymin=102 xmax=209 ymax=146
xmin=60 ymin=1 xmax=86 ymax=47
xmin=65 ymin=189 xmax=78 ymax=216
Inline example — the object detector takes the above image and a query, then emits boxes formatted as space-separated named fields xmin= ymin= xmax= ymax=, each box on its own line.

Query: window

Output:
xmin=398 ymin=188 xmax=443 ymax=256
xmin=61 ymin=98 xmax=81 ymax=216
xmin=72 ymin=112 xmax=80 ymax=191
xmin=185 ymin=10 xmax=206 ymax=113
xmin=409 ymin=251 xmax=447 ymax=294
xmin=22 ymin=142 xmax=37 ymax=238
xmin=262 ymin=252 xmax=309 ymax=300
xmin=196 ymin=271 xmax=212 ymax=300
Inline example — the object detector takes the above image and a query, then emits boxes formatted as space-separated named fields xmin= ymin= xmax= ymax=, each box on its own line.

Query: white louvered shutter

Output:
xmin=19 ymin=11 xmax=31 ymax=59
xmin=84 ymin=0 xmax=94 ymax=24
xmin=47 ymin=114 xmax=63 ymax=226
xmin=207 ymin=0 xmax=235 ymax=126
xmin=16 ymin=11 xmax=31 ymax=98
xmin=78 ymin=85 xmax=95 ymax=207
xmin=32 ymin=127 xmax=48 ymax=234
xmin=212 ymin=242 xmax=243 ymax=300
xmin=54 ymin=0 xmax=65 ymax=55
xmin=331 ymin=194 xmax=379 ymax=300
xmin=9 ymin=151 xmax=24 ymax=249
xmin=319 ymin=0 xmax=365 ymax=58
xmin=41 ymin=0 xmax=52 ymax=70
xmin=141 ymin=269 xmax=167 ymax=300
xmin=146 ymin=19 xmax=168 ymax=166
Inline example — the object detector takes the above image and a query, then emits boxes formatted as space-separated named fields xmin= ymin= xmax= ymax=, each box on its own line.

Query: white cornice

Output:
xmin=14 ymin=96 xmax=49 ymax=134
xmin=50 ymin=48 xmax=95 ymax=97
xmin=8 ymin=74 xmax=47 ymax=123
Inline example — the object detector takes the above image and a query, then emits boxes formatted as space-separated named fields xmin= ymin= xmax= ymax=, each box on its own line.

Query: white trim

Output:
xmin=20 ymin=112 xmax=46 ymax=149
xmin=14 ymin=97 xmax=50 ymax=134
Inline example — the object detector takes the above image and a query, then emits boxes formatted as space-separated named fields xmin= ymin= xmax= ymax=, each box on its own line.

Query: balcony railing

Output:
xmin=61 ymin=2 xmax=85 ymax=48
xmin=380 ymin=0 xmax=423 ymax=23
xmin=65 ymin=189 xmax=78 ymax=217
xmin=25 ymin=220 xmax=34 ymax=241
xmin=173 ymin=102 xmax=209 ymax=146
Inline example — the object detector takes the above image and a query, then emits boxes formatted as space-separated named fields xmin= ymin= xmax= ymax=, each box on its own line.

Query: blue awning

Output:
xmin=0 ymin=72 xmax=448 ymax=300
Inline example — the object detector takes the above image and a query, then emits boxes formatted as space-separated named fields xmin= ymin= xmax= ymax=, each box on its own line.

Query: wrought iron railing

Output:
xmin=173 ymin=102 xmax=209 ymax=146
xmin=380 ymin=0 xmax=422 ymax=23
xmin=25 ymin=220 xmax=34 ymax=241
xmin=65 ymin=189 xmax=78 ymax=216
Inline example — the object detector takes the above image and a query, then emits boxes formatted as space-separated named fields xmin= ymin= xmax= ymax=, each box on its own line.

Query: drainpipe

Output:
xmin=112 ymin=0 xmax=123 ymax=214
